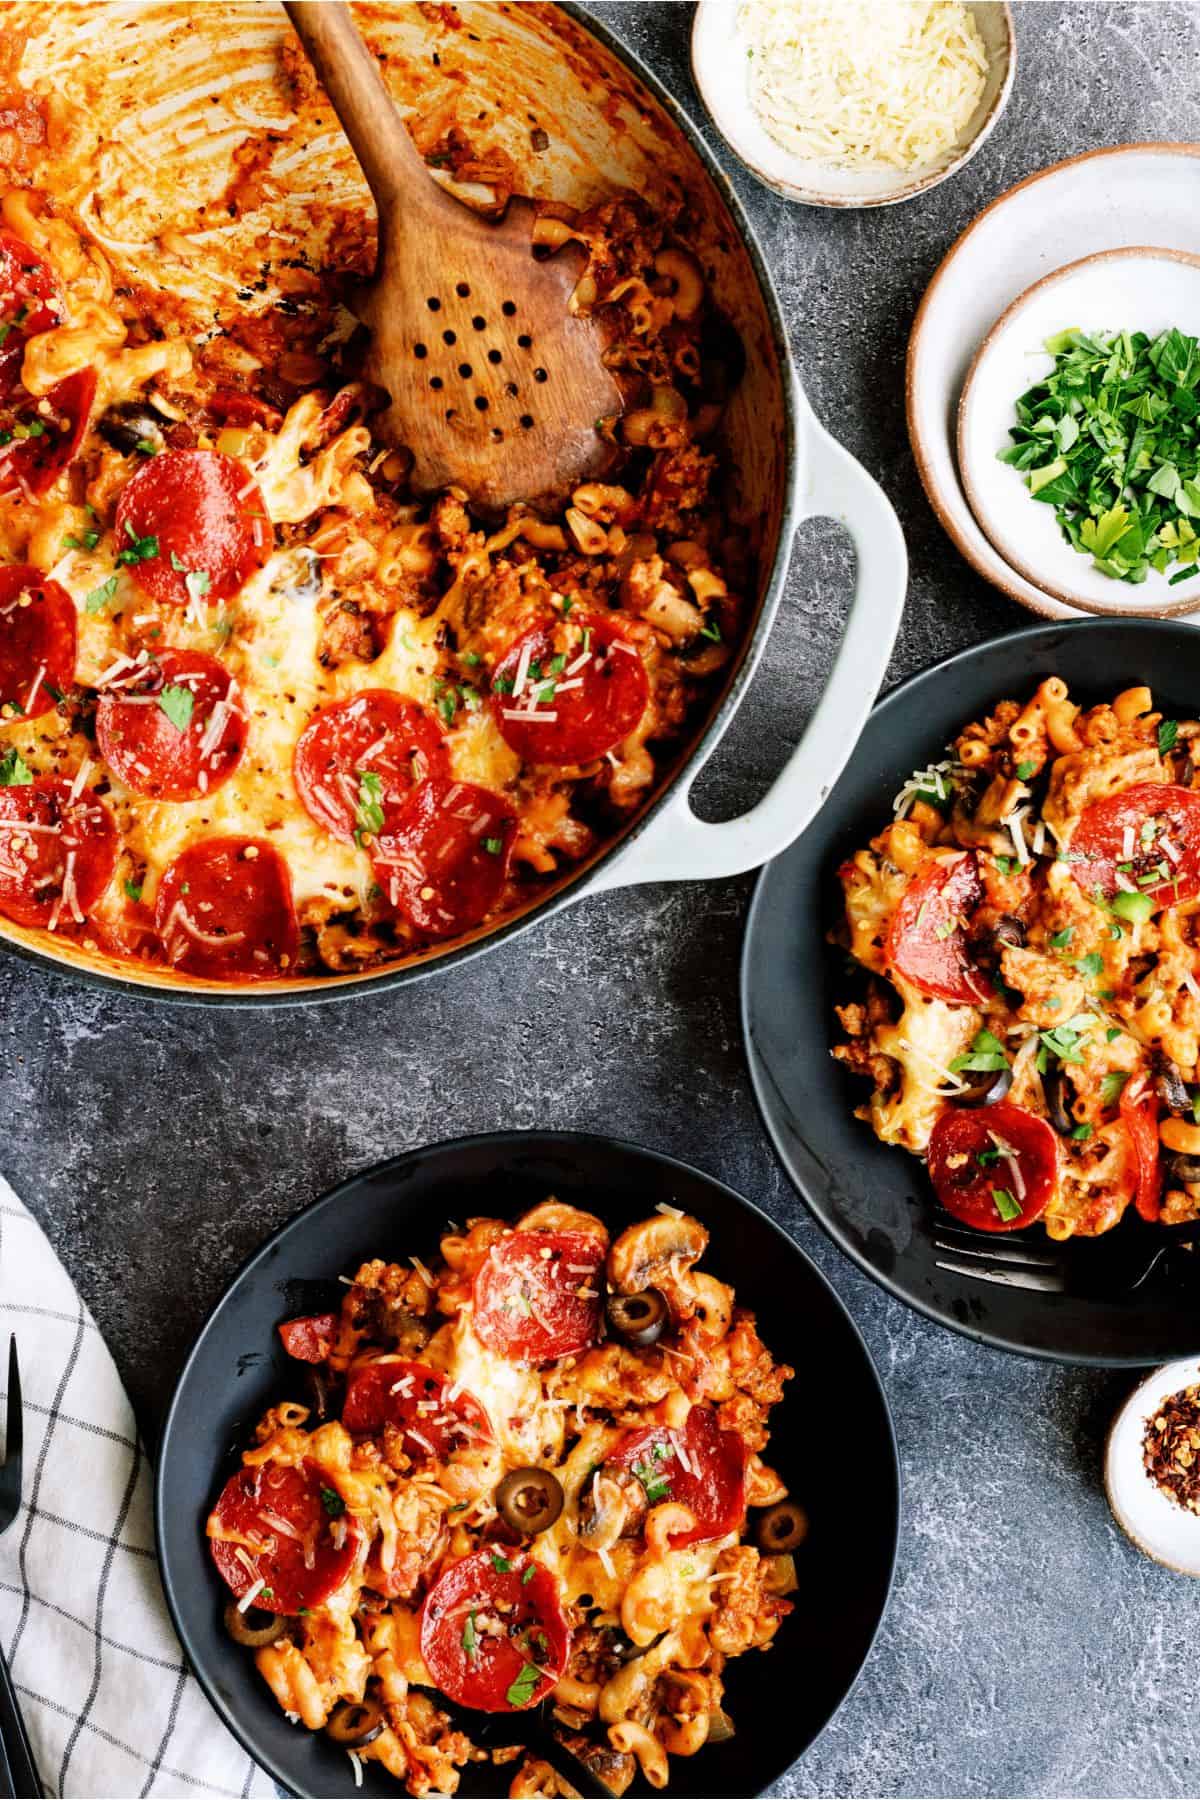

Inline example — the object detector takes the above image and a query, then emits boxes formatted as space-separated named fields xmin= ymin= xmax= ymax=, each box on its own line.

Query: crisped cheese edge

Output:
xmin=738 ymin=0 xmax=989 ymax=173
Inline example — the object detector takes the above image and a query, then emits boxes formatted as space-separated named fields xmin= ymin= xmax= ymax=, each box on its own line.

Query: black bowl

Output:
xmin=154 ymin=1132 xmax=899 ymax=1799
xmin=743 ymin=618 xmax=1200 ymax=1365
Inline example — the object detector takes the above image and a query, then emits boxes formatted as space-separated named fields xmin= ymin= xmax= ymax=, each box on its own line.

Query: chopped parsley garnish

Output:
xmin=1159 ymin=718 xmax=1180 ymax=755
xmin=993 ymin=855 xmax=1018 ymax=877
xmin=186 ymin=569 xmax=211 ymax=604
xmin=1015 ymin=759 xmax=1036 ymax=780
xmin=319 ymin=1486 xmax=346 ymax=1517
xmin=1073 ymin=952 xmax=1104 ymax=978
xmin=462 ymin=650 xmax=481 ymax=666
xmin=1036 ymin=1016 xmax=1094 ymax=1070
xmin=547 ymin=653 xmax=567 ymax=675
xmin=490 ymin=1552 xmax=512 ymax=1574
xmin=492 ymin=674 xmax=514 ymax=695
xmin=1048 ymin=927 xmax=1074 ymax=949
xmin=976 ymin=1147 xmax=1003 ymax=1168
xmin=992 ymin=1188 xmax=1022 ymax=1222
xmin=483 ymin=837 xmax=503 ymax=855
xmin=354 ymin=769 xmax=384 ymax=843
xmin=62 ymin=529 xmax=100 ymax=552
xmin=1070 ymin=1122 xmax=1094 ymax=1141
xmin=123 ymin=879 xmax=143 ymax=903
xmin=505 ymin=1663 xmax=542 ymax=1708
xmin=998 ymin=326 xmax=1200 ymax=585
xmin=158 ymin=684 xmax=194 ymax=732
xmin=1100 ymin=1070 xmax=1132 ymax=1107
xmin=699 ymin=617 xmax=722 ymax=642
xmin=116 ymin=528 xmax=159 ymax=566
xmin=84 ymin=576 xmax=119 ymax=614
xmin=949 ymin=1028 xmax=1009 ymax=1074
xmin=462 ymin=1609 xmax=478 ymax=1663
xmin=135 ymin=438 xmax=158 ymax=455
xmin=0 ymin=748 xmax=33 ymax=788
xmin=522 ymin=1563 xmax=536 ymax=1585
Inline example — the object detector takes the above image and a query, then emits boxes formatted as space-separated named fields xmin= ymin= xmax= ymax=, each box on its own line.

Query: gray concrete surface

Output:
xmin=3 ymin=4 xmax=1199 ymax=1794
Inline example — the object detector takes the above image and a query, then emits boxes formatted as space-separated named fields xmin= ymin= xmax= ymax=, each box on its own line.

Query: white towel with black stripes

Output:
xmin=0 ymin=1176 xmax=275 ymax=1800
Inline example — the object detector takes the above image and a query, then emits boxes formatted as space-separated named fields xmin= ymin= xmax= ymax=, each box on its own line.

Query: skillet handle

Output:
xmin=589 ymin=384 xmax=907 ymax=891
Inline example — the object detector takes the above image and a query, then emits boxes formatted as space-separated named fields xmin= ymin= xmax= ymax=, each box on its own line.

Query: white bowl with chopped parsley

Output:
xmin=958 ymin=247 xmax=1200 ymax=616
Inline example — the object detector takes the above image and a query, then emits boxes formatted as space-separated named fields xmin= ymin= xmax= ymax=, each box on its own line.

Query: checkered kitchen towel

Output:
xmin=0 ymin=1176 xmax=276 ymax=1799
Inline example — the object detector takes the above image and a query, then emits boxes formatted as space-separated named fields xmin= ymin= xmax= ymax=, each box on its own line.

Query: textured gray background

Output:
xmin=4 ymin=4 xmax=1200 ymax=1796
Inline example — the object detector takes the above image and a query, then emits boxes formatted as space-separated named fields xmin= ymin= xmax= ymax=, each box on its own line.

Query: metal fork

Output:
xmin=0 ymin=1338 xmax=42 ymax=1800
xmin=934 ymin=1218 xmax=1200 ymax=1296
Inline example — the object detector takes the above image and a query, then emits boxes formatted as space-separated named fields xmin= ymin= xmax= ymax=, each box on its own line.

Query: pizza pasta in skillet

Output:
xmin=0 ymin=9 xmax=753 ymax=984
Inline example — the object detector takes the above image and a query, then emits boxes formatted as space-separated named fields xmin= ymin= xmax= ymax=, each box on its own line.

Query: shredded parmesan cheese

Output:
xmin=236 ymin=1576 xmax=267 ymax=1613
xmin=739 ymin=0 xmax=989 ymax=173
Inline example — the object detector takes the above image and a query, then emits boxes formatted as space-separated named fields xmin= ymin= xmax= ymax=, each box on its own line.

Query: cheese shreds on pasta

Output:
xmin=738 ymin=0 xmax=989 ymax=172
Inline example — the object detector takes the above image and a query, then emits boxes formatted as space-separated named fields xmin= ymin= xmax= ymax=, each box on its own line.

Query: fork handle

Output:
xmin=0 ymin=1644 xmax=40 ymax=1799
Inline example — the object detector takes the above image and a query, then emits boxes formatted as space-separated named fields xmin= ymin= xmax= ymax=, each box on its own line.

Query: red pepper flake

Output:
xmin=1142 ymin=1380 xmax=1200 ymax=1512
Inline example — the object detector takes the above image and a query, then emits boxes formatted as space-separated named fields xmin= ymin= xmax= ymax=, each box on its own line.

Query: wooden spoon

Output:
xmin=282 ymin=0 xmax=622 ymax=515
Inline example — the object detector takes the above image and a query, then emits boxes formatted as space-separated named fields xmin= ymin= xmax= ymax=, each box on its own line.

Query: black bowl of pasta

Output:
xmin=744 ymin=617 xmax=1200 ymax=1364
xmin=154 ymin=1132 xmax=899 ymax=1799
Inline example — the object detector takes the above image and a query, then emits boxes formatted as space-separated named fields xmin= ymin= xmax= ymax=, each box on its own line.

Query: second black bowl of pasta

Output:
xmin=155 ymin=1132 xmax=899 ymax=1798
xmin=744 ymin=618 xmax=1200 ymax=1363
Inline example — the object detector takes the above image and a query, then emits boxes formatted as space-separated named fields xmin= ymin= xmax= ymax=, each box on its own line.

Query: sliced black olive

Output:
xmin=1154 ymin=1055 xmax=1192 ymax=1115
xmin=1178 ymin=751 xmax=1195 ymax=790
xmin=992 ymin=915 xmax=1026 ymax=950
xmin=957 ymin=1065 xmax=1013 ymax=1107
xmin=1167 ymin=1152 xmax=1200 ymax=1185
xmin=706 ymin=1708 xmax=736 ymax=1744
xmin=755 ymin=1499 xmax=807 ymax=1553
xmin=496 ymin=1466 xmax=564 ymax=1534
xmin=97 ymin=403 xmax=165 ymax=456
xmin=303 ymin=1364 xmax=340 ymax=1422
xmin=605 ymin=1289 xmax=667 ymax=1347
xmin=605 ymin=1625 xmax=662 ymax=1663
xmin=287 ymin=549 xmax=324 ymax=603
xmin=325 ymin=1699 xmax=385 ymax=1748
xmin=1043 ymin=1066 xmax=1074 ymax=1136
xmin=223 ymin=1599 xmax=286 ymax=1648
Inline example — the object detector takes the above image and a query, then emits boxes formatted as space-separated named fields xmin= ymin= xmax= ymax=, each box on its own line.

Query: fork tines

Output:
xmin=933 ymin=1227 xmax=1065 ymax=1292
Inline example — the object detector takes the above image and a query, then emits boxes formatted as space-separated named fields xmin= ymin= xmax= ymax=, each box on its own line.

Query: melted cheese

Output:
xmin=442 ymin=1310 xmax=566 ymax=1469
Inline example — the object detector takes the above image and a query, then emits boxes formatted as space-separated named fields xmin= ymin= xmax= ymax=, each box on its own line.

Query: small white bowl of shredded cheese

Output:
xmin=691 ymin=0 xmax=1015 ymax=208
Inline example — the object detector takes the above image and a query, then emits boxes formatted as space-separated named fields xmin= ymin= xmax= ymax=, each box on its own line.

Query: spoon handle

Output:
xmin=282 ymin=0 xmax=440 ymax=240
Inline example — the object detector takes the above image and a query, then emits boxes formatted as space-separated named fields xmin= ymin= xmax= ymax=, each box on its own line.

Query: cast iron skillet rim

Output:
xmin=0 ymin=0 xmax=801 ymax=1010
xmin=153 ymin=1128 xmax=902 ymax=1797
xmin=741 ymin=614 xmax=1200 ymax=1367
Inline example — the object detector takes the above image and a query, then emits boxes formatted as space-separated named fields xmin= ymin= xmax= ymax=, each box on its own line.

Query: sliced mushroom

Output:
xmin=1154 ymin=1055 xmax=1192 ymax=1115
xmin=1167 ymin=1152 xmax=1200 ymax=1185
xmin=706 ymin=1709 xmax=736 ymax=1744
xmin=607 ymin=1213 xmax=707 ymax=1296
xmin=223 ymin=1600 xmax=286 ymax=1648
xmin=97 ymin=403 xmax=166 ymax=457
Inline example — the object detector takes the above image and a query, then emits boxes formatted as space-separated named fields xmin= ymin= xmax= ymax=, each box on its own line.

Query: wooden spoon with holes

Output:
xmin=282 ymin=0 xmax=622 ymax=515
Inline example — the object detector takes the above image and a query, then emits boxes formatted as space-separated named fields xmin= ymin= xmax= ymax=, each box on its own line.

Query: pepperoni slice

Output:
xmin=0 ymin=368 xmax=96 ymax=499
xmin=1069 ymin=784 xmax=1200 ymax=910
xmin=155 ymin=837 xmax=298 ymax=980
xmin=607 ymin=1406 xmax=748 ymax=1547
xmin=473 ymin=1230 xmax=605 ymax=1364
xmin=0 ymin=778 xmax=117 ymax=931
xmin=927 ymin=1101 xmax=1059 ymax=1231
xmin=491 ymin=613 xmax=648 ymax=766
xmin=372 ymin=776 xmax=516 ymax=940
xmin=420 ymin=1548 xmax=570 ymax=1712
xmin=208 ymin=1459 xmax=360 ymax=1615
xmin=0 ymin=565 xmax=75 ymax=719
xmin=294 ymin=691 xmax=448 ymax=845
xmin=341 ymin=1358 xmax=492 ymax=1457
xmin=277 ymin=1313 xmax=339 ymax=1363
xmin=1119 ymin=1075 xmax=1162 ymax=1223
xmin=0 ymin=231 xmax=61 ymax=339
xmin=96 ymin=648 xmax=246 ymax=801
xmin=114 ymin=450 xmax=271 ymax=605
xmin=885 ymin=852 xmax=989 ymax=1005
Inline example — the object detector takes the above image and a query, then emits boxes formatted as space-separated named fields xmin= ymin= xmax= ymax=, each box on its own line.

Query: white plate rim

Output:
xmin=907 ymin=141 xmax=1200 ymax=621
xmin=956 ymin=244 xmax=1200 ymax=619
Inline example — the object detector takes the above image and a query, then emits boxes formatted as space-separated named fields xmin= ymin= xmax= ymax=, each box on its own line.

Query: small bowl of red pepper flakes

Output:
xmin=1106 ymin=1360 xmax=1200 ymax=1576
